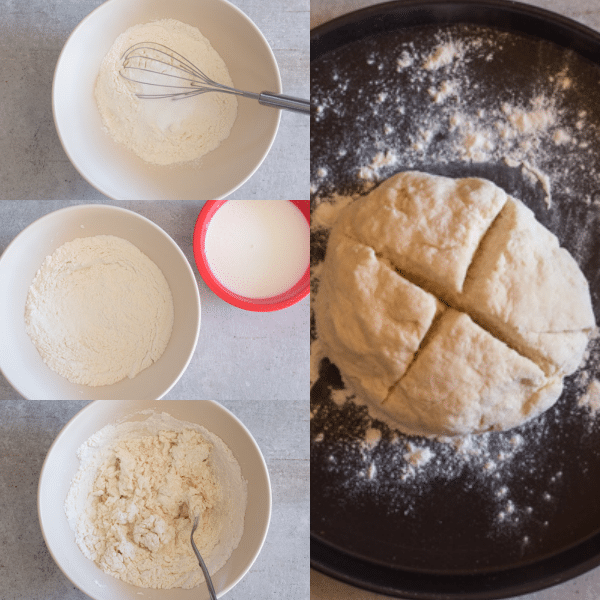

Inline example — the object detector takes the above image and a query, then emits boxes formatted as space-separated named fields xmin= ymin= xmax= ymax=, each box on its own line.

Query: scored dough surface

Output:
xmin=384 ymin=310 xmax=563 ymax=437
xmin=460 ymin=196 xmax=596 ymax=376
xmin=315 ymin=171 xmax=596 ymax=436
xmin=333 ymin=171 xmax=507 ymax=294
xmin=315 ymin=231 xmax=440 ymax=404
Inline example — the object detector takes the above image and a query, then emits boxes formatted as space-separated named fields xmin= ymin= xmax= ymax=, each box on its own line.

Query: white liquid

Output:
xmin=205 ymin=200 xmax=309 ymax=299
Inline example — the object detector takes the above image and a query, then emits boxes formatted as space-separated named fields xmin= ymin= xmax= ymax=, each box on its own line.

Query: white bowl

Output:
xmin=53 ymin=0 xmax=281 ymax=200
xmin=0 ymin=204 xmax=200 ymax=399
xmin=38 ymin=400 xmax=271 ymax=600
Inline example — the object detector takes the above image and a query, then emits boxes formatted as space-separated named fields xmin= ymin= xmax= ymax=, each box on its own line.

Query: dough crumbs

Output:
xmin=65 ymin=412 xmax=246 ymax=589
xmin=363 ymin=427 xmax=382 ymax=449
xmin=403 ymin=442 xmax=434 ymax=467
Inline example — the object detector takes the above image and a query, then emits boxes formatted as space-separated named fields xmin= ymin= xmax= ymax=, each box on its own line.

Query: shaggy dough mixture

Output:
xmin=95 ymin=19 xmax=237 ymax=165
xmin=65 ymin=412 xmax=246 ymax=589
xmin=315 ymin=170 xmax=596 ymax=437
xmin=25 ymin=235 xmax=174 ymax=386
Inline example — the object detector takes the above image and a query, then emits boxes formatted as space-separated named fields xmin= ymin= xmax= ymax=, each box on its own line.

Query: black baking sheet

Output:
xmin=310 ymin=1 xmax=600 ymax=598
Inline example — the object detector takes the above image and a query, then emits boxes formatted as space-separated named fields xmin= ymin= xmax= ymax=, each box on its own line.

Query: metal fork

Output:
xmin=191 ymin=514 xmax=218 ymax=600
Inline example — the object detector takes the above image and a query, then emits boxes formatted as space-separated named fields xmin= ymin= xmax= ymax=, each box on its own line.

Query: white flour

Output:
xmin=25 ymin=235 xmax=174 ymax=386
xmin=95 ymin=19 xmax=237 ymax=165
xmin=65 ymin=411 xmax=246 ymax=589
xmin=579 ymin=378 xmax=600 ymax=415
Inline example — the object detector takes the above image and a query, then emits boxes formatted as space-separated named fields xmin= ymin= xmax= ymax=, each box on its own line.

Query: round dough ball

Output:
xmin=315 ymin=171 xmax=596 ymax=437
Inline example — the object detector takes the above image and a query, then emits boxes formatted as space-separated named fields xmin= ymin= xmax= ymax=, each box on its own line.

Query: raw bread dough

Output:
xmin=25 ymin=235 xmax=174 ymax=386
xmin=384 ymin=310 xmax=563 ymax=437
xmin=315 ymin=171 xmax=596 ymax=436
xmin=315 ymin=232 xmax=441 ymax=404
xmin=65 ymin=412 xmax=247 ymax=589
xmin=459 ymin=196 xmax=596 ymax=376
xmin=332 ymin=171 xmax=506 ymax=294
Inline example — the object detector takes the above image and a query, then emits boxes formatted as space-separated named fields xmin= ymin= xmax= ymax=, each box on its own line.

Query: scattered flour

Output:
xmin=311 ymin=27 xmax=600 ymax=210
xmin=403 ymin=442 xmax=434 ymax=468
xmin=396 ymin=51 xmax=414 ymax=70
xmin=65 ymin=411 xmax=246 ymax=589
xmin=579 ymin=379 xmax=600 ymax=415
xmin=428 ymin=80 xmax=458 ymax=103
xmin=422 ymin=41 xmax=465 ymax=70
xmin=503 ymin=98 xmax=557 ymax=135
xmin=358 ymin=150 xmax=398 ymax=180
xmin=95 ymin=19 xmax=237 ymax=165
xmin=25 ymin=235 xmax=174 ymax=387
xmin=309 ymin=195 xmax=354 ymax=230
xmin=311 ymin=23 xmax=600 ymax=539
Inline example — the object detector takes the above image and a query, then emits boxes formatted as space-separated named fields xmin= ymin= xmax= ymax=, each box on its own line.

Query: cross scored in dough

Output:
xmin=315 ymin=171 xmax=596 ymax=437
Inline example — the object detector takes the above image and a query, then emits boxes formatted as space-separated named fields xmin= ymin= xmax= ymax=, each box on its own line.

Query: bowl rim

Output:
xmin=37 ymin=399 xmax=272 ymax=599
xmin=51 ymin=0 xmax=283 ymax=200
xmin=0 ymin=203 xmax=201 ymax=400
xmin=192 ymin=200 xmax=310 ymax=312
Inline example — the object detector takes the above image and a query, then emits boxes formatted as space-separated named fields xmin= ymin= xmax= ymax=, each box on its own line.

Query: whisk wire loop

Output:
xmin=119 ymin=41 xmax=310 ymax=113
xmin=120 ymin=42 xmax=258 ymax=100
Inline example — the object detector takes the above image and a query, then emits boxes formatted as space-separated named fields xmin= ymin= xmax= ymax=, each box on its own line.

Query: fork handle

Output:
xmin=258 ymin=91 xmax=311 ymax=114
xmin=191 ymin=539 xmax=218 ymax=600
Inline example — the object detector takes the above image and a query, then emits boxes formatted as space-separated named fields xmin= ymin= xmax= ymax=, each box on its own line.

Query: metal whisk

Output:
xmin=120 ymin=42 xmax=310 ymax=114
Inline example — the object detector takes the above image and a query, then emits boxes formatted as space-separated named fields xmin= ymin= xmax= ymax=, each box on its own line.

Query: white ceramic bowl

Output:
xmin=53 ymin=0 xmax=281 ymax=200
xmin=0 ymin=204 xmax=200 ymax=399
xmin=38 ymin=400 xmax=271 ymax=600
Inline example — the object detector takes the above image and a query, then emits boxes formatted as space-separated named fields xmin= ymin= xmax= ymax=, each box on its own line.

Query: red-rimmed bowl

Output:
xmin=193 ymin=200 xmax=309 ymax=312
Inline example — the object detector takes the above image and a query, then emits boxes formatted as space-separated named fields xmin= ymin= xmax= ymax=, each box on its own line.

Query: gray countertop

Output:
xmin=0 ymin=200 xmax=309 ymax=402
xmin=0 ymin=200 xmax=309 ymax=597
xmin=0 ymin=399 xmax=308 ymax=600
xmin=310 ymin=0 xmax=600 ymax=599
xmin=0 ymin=0 xmax=308 ymax=201
xmin=0 ymin=0 xmax=309 ymax=596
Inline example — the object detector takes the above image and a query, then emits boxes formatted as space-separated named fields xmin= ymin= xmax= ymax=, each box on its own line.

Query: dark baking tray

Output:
xmin=310 ymin=1 xmax=600 ymax=598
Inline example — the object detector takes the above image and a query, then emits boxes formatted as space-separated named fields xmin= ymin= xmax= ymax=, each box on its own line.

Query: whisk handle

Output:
xmin=258 ymin=92 xmax=311 ymax=114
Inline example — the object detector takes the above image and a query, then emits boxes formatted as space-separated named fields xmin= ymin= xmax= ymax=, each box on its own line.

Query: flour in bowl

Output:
xmin=95 ymin=19 xmax=237 ymax=165
xmin=25 ymin=235 xmax=174 ymax=386
xmin=64 ymin=411 xmax=247 ymax=589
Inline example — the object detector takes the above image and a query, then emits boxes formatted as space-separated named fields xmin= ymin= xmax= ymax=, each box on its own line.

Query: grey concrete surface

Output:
xmin=309 ymin=0 xmax=600 ymax=599
xmin=0 ymin=399 xmax=308 ymax=600
xmin=0 ymin=200 xmax=309 ymax=401
xmin=0 ymin=0 xmax=308 ymax=200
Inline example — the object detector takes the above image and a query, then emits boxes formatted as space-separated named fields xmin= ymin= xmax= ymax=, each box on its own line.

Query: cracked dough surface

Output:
xmin=315 ymin=171 xmax=596 ymax=436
